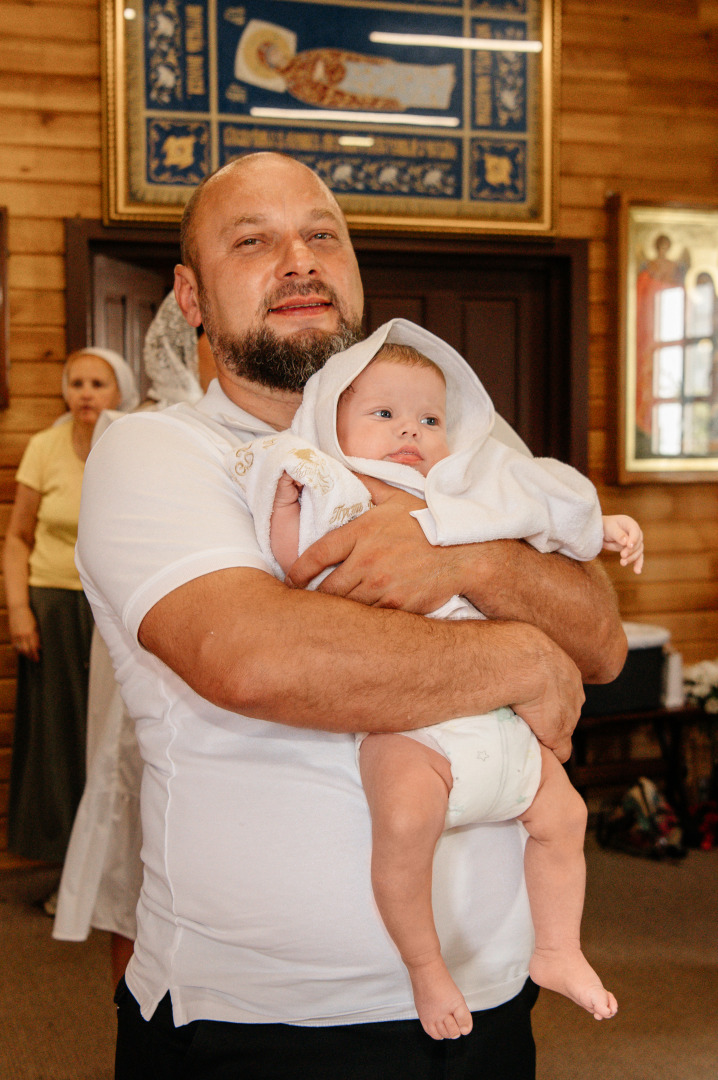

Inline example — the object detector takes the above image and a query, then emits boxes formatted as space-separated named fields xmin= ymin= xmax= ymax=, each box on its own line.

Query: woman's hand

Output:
xmin=3 ymin=482 xmax=42 ymax=662
xmin=8 ymin=604 xmax=41 ymax=662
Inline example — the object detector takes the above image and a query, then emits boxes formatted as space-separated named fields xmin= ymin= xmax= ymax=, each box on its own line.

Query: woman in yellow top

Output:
xmin=3 ymin=348 xmax=138 ymax=867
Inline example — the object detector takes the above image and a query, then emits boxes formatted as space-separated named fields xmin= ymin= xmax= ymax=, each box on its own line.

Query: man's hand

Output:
xmin=504 ymin=622 xmax=584 ymax=762
xmin=286 ymin=474 xmax=627 ymax=685
xmin=285 ymin=476 xmax=462 ymax=613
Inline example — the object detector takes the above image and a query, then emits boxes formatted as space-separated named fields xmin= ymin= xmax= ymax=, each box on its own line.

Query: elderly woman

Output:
xmin=4 ymin=349 xmax=138 ymax=879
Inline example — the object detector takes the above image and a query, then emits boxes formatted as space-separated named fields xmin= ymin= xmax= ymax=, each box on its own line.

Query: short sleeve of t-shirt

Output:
xmin=76 ymin=410 xmax=270 ymax=642
xmin=16 ymin=422 xmax=85 ymax=589
xmin=16 ymin=429 xmax=47 ymax=491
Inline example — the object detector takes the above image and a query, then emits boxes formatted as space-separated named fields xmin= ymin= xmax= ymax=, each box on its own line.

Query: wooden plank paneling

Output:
xmin=0 ymin=147 xmax=101 ymax=185
xmin=9 ymin=327 xmax=67 ymax=361
xmin=8 ymin=255 xmax=65 ymax=291
xmin=0 ymin=2 xmax=98 ymax=40
xmin=558 ymin=78 xmax=629 ymax=114
xmin=0 ymin=715 xmax=14 ymax=748
xmin=0 ymin=471 xmax=17 ymax=501
xmin=9 ymin=289 xmax=65 ymax=325
xmin=610 ymin=552 xmax=718 ymax=585
xmin=0 ymin=109 xmax=100 ymax=149
xmin=612 ymin=581 xmax=718 ymax=614
xmin=0 ymin=39 xmax=98 ymax=78
xmin=0 ymin=746 xmax=12 ymax=782
xmin=0 ymin=435 xmax=31 ymax=468
xmin=9 ymin=362 xmax=63 ymax=397
xmin=0 ymin=73 xmax=100 ymax=113
xmin=558 ymin=207 xmax=610 ymax=239
xmin=699 ymin=0 xmax=718 ymax=27
xmin=8 ymin=218 xmax=65 ymax=255
xmin=0 ymin=397 xmax=64 ymax=432
xmin=560 ymin=113 xmax=624 ymax=144
xmin=0 ymin=679 xmax=15 ymax=714
xmin=0 ymin=180 xmax=101 ymax=217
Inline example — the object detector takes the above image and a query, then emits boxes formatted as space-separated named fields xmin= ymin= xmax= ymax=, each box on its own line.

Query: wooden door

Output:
xmin=65 ymin=222 xmax=587 ymax=468
xmin=356 ymin=246 xmax=585 ymax=467
xmin=92 ymin=255 xmax=168 ymax=400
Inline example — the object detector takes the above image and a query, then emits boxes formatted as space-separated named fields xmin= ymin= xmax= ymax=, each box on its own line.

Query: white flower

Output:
xmin=684 ymin=658 xmax=718 ymax=707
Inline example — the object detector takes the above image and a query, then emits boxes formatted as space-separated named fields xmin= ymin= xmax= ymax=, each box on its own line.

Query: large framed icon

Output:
xmin=617 ymin=198 xmax=718 ymax=483
xmin=102 ymin=0 xmax=558 ymax=233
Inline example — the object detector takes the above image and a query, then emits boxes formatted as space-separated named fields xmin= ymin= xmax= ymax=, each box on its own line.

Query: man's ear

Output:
xmin=174 ymin=265 xmax=203 ymax=328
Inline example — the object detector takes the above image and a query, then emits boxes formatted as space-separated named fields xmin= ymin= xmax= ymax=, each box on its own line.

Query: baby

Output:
xmin=229 ymin=321 xmax=642 ymax=1042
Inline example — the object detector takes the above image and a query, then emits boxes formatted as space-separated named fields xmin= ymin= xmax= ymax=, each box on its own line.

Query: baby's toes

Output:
xmin=592 ymin=991 xmax=618 ymax=1020
xmin=441 ymin=1013 xmax=463 ymax=1040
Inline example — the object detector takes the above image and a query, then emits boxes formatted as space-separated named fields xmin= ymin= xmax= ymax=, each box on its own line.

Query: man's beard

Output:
xmin=201 ymin=282 xmax=363 ymax=392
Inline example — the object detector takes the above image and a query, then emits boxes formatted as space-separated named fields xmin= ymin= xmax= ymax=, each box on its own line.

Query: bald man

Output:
xmin=77 ymin=153 xmax=626 ymax=1079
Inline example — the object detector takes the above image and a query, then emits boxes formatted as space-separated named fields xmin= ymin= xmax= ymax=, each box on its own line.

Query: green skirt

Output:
xmin=8 ymin=586 xmax=93 ymax=863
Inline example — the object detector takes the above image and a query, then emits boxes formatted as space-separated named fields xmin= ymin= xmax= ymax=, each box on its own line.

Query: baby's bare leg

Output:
xmin=359 ymin=732 xmax=473 ymax=1040
xmin=520 ymin=746 xmax=617 ymax=1020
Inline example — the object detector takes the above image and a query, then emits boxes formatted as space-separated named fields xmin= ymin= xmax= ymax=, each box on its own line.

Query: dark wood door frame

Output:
xmin=65 ymin=219 xmax=181 ymax=354
xmin=65 ymin=221 xmax=588 ymax=471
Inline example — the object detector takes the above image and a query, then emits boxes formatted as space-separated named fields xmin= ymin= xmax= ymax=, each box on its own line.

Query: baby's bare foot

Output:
xmin=405 ymin=953 xmax=474 ymax=1040
xmin=530 ymin=947 xmax=618 ymax=1020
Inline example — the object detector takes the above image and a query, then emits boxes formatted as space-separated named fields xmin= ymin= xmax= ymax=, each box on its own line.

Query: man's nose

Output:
xmin=276 ymin=235 xmax=317 ymax=277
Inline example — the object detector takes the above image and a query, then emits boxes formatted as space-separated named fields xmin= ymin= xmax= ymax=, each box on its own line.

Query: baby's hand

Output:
xmin=273 ymin=470 xmax=303 ymax=512
xmin=602 ymin=514 xmax=644 ymax=574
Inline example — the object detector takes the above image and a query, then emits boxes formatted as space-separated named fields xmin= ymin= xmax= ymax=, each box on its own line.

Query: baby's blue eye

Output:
xmin=375 ymin=409 xmax=392 ymax=418
xmin=422 ymin=417 xmax=439 ymax=426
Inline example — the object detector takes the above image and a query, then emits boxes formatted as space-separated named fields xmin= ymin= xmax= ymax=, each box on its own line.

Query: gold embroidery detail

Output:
xmin=289 ymin=447 xmax=334 ymax=493
xmin=328 ymin=502 xmax=366 ymax=526
xmin=232 ymin=436 xmax=278 ymax=480
xmin=232 ymin=446 xmax=255 ymax=478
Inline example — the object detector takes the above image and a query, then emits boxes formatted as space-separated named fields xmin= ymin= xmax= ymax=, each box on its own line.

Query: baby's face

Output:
xmin=336 ymin=359 xmax=449 ymax=477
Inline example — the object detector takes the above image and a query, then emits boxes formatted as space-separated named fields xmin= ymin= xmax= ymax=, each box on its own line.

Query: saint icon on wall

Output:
xmin=634 ymin=233 xmax=691 ymax=457
xmin=234 ymin=19 xmax=457 ymax=112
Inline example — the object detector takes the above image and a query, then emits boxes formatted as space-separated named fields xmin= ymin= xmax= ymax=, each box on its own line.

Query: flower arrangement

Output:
xmin=683 ymin=658 xmax=718 ymax=714
xmin=682 ymin=656 xmax=716 ymax=717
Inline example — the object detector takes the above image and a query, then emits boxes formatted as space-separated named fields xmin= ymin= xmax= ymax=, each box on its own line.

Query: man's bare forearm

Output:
xmin=139 ymin=566 xmax=584 ymax=759
xmin=288 ymin=481 xmax=627 ymax=685
xmin=456 ymin=539 xmax=627 ymax=684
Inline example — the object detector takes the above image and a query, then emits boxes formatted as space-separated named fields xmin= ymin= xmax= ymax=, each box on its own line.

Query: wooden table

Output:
xmin=568 ymin=703 xmax=701 ymax=819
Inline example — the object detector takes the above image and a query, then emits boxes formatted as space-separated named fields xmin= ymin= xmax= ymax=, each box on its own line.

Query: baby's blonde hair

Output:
xmin=339 ymin=343 xmax=446 ymax=407
xmin=372 ymin=343 xmax=446 ymax=384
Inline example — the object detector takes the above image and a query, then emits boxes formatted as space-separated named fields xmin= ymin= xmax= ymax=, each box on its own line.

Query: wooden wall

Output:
xmin=558 ymin=0 xmax=718 ymax=660
xmin=0 ymin=0 xmax=717 ymax=860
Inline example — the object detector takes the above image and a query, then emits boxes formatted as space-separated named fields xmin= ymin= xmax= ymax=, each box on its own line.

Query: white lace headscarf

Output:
xmin=142 ymin=292 xmax=203 ymax=408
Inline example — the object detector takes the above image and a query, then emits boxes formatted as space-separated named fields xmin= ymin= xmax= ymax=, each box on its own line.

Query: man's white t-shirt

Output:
xmin=77 ymin=380 xmax=533 ymax=1027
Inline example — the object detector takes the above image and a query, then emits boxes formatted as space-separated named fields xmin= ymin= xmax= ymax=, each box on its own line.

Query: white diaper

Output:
xmin=356 ymin=706 xmax=542 ymax=830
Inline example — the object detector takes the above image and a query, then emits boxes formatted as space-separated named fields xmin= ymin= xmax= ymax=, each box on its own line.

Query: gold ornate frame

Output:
xmin=102 ymin=0 xmax=558 ymax=233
